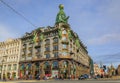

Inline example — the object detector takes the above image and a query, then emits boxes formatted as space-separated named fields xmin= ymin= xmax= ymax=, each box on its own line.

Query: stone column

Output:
xmin=68 ymin=64 xmax=71 ymax=79
xmin=80 ymin=65 xmax=82 ymax=76
xmin=40 ymin=63 xmax=44 ymax=79
xmin=50 ymin=61 xmax=52 ymax=78
xmin=29 ymin=63 xmax=32 ymax=77
xmin=76 ymin=64 xmax=79 ymax=78
xmin=18 ymin=64 xmax=21 ymax=79
xmin=31 ymin=63 xmax=35 ymax=79
xmin=24 ymin=64 xmax=27 ymax=80
xmin=58 ymin=61 xmax=62 ymax=78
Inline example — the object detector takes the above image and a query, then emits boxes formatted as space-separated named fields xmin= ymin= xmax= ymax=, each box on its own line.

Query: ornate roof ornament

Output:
xmin=55 ymin=4 xmax=69 ymax=24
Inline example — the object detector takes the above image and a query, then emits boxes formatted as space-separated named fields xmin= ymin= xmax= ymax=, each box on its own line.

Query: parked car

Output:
xmin=94 ymin=74 xmax=101 ymax=79
xmin=78 ymin=74 xmax=89 ymax=80
xmin=83 ymin=74 xmax=89 ymax=79
xmin=78 ymin=75 xmax=85 ymax=80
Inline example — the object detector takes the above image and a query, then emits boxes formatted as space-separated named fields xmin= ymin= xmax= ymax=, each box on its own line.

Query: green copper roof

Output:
xmin=55 ymin=4 xmax=69 ymax=24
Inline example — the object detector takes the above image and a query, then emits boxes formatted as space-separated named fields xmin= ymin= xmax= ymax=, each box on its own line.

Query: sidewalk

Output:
xmin=0 ymin=79 xmax=50 ymax=83
xmin=86 ymin=77 xmax=120 ymax=81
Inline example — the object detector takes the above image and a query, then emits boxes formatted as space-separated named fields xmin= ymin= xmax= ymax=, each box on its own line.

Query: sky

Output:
xmin=0 ymin=0 xmax=120 ymax=68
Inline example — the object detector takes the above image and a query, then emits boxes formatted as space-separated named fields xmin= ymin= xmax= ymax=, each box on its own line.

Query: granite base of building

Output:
xmin=19 ymin=58 xmax=89 ymax=79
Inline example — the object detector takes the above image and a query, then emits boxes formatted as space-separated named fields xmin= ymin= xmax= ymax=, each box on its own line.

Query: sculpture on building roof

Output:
xmin=55 ymin=4 xmax=69 ymax=24
xmin=75 ymin=38 xmax=80 ymax=48
xmin=33 ymin=29 xmax=44 ymax=43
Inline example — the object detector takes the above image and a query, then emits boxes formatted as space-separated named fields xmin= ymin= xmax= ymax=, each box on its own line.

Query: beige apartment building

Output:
xmin=117 ymin=64 xmax=120 ymax=75
xmin=0 ymin=38 xmax=21 ymax=80
xmin=94 ymin=63 xmax=100 ymax=76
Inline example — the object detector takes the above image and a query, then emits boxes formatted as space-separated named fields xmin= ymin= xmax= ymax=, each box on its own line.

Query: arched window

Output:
xmin=44 ymin=62 xmax=50 ymax=70
xmin=35 ymin=62 xmax=39 ymax=69
xmin=44 ymin=62 xmax=51 ymax=76
xmin=53 ymin=37 xmax=58 ymax=43
xmin=62 ymin=36 xmax=67 ymax=41
xmin=54 ymin=52 xmax=58 ymax=58
xmin=26 ymin=63 xmax=31 ymax=70
xmin=46 ymin=54 xmax=50 ymax=59
xmin=53 ymin=45 xmax=58 ymax=50
xmin=20 ymin=64 xmax=24 ymax=70
xmin=45 ymin=47 xmax=50 ymax=51
xmin=63 ymin=61 xmax=68 ymax=68
xmin=52 ymin=61 xmax=58 ymax=70
xmin=62 ymin=44 xmax=67 ymax=49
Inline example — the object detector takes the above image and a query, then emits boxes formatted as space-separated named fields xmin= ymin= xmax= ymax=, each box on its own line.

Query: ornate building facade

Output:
xmin=107 ymin=64 xmax=116 ymax=76
xmin=0 ymin=39 xmax=21 ymax=80
xmin=117 ymin=65 xmax=120 ymax=75
xmin=19 ymin=4 xmax=92 ymax=79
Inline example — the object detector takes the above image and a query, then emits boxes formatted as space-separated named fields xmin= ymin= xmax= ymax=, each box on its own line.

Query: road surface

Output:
xmin=1 ymin=80 xmax=120 ymax=83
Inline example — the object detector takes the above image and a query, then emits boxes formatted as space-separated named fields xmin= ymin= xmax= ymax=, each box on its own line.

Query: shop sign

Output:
xmin=52 ymin=70 xmax=58 ymax=77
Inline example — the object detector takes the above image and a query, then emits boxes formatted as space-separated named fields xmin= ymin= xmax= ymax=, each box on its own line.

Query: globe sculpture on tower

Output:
xmin=55 ymin=4 xmax=69 ymax=24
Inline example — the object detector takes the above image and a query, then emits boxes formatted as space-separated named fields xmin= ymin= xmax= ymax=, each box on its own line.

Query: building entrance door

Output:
xmin=63 ymin=70 xmax=68 ymax=79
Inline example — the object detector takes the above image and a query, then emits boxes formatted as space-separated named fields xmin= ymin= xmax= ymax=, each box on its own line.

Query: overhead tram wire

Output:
xmin=0 ymin=0 xmax=37 ymax=28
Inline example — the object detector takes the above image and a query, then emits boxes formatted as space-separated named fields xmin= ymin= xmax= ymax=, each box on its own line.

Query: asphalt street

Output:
xmin=1 ymin=80 xmax=120 ymax=83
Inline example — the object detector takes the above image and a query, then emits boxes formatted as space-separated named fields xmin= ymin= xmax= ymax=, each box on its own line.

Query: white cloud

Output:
xmin=0 ymin=24 xmax=16 ymax=41
xmin=87 ymin=33 xmax=120 ymax=45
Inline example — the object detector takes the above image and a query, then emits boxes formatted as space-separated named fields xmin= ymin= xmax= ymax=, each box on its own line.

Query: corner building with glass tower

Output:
xmin=19 ymin=4 xmax=92 ymax=79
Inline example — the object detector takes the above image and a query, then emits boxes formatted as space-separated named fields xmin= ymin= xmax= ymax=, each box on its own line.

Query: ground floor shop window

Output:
xmin=34 ymin=63 xmax=40 ymax=78
xmin=52 ymin=61 xmax=59 ymax=70
xmin=7 ymin=72 xmax=10 ymax=79
xmin=12 ymin=72 xmax=16 ymax=79
xmin=20 ymin=64 xmax=25 ymax=78
xmin=44 ymin=62 xmax=51 ymax=77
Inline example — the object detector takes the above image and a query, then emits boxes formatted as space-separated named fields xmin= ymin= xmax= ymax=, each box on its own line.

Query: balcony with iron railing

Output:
xmin=53 ymin=40 xmax=59 ymax=44
xmin=62 ymin=48 xmax=68 ymax=51
xmin=28 ymin=52 xmax=32 ymax=56
xmin=53 ymin=49 xmax=59 ymax=53
xmin=28 ymin=46 xmax=32 ymax=50
xmin=45 ymin=43 xmax=50 ymax=46
xmin=34 ymin=43 xmax=41 ymax=48
xmin=61 ymin=40 xmax=69 ymax=44
xmin=44 ymin=50 xmax=50 ymax=54
xmin=28 ymin=44 xmax=33 ymax=47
